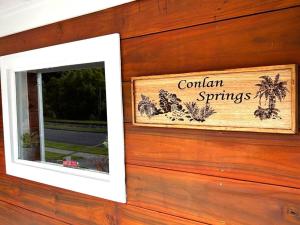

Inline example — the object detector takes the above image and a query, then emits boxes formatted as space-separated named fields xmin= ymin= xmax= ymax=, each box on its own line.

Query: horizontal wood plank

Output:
xmin=0 ymin=175 xmax=117 ymax=225
xmin=2 ymin=165 xmax=300 ymax=225
xmin=127 ymin=165 xmax=300 ymax=225
xmin=0 ymin=1 xmax=300 ymax=56
xmin=125 ymin=124 xmax=300 ymax=188
xmin=118 ymin=205 xmax=207 ymax=225
xmin=0 ymin=174 xmax=207 ymax=225
xmin=0 ymin=200 xmax=70 ymax=225
xmin=122 ymin=7 xmax=300 ymax=81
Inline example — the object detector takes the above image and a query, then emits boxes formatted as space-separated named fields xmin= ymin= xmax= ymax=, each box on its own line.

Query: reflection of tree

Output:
xmin=43 ymin=68 xmax=106 ymax=121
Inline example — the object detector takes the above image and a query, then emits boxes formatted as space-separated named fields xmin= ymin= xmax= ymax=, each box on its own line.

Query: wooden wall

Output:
xmin=0 ymin=0 xmax=300 ymax=224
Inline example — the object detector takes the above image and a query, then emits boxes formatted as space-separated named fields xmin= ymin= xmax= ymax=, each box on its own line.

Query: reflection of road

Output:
xmin=45 ymin=147 xmax=108 ymax=172
xmin=45 ymin=129 xmax=107 ymax=146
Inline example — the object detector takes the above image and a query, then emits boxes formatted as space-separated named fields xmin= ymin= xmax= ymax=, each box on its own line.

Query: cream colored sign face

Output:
xmin=132 ymin=65 xmax=297 ymax=134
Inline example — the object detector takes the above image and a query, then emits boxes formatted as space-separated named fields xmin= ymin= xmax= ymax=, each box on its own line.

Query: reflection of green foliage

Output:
xmin=43 ymin=67 xmax=106 ymax=121
xmin=45 ymin=151 xmax=66 ymax=161
xmin=101 ymin=138 xmax=108 ymax=154
xmin=22 ymin=133 xmax=31 ymax=148
xmin=22 ymin=132 xmax=39 ymax=148
xmin=45 ymin=140 xmax=108 ymax=155
xmin=45 ymin=118 xmax=107 ymax=125
xmin=102 ymin=139 xmax=108 ymax=148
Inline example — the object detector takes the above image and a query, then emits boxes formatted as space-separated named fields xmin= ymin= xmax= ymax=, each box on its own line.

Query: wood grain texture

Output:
xmin=0 ymin=174 xmax=208 ymax=225
xmin=0 ymin=134 xmax=5 ymax=175
xmin=0 ymin=1 xmax=300 ymax=225
xmin=127 ymin=165 xmax=300 ymax=225
xmin=0 ymin=200 xmax=70 ymax=225
xmin=1 ymin=165 xmax=300 ymax=225
xmin=123 ymin=82 xmax=132 ymax=123
xmin=125 ymin=124 xmax=300 ymax=188
xmin=118 ymin=205 xmax=207 ymax=225
xmin=122 ymin=7 xmax=300 ymax=81
xmin=0 ymin=175 xmax=118 ymax=225
xmin=0 ymin=0 xmax=300 ymax=56
xmin=132 ymin=65 xmax=297 ymax=133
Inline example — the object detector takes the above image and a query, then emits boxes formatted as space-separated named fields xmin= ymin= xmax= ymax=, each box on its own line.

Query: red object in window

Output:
xmin=63 ymin=160 xmax=79 ymax=168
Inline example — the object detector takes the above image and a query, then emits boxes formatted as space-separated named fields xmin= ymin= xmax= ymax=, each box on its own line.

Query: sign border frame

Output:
xmin=131 ymin=64 xmax=298 ymax=134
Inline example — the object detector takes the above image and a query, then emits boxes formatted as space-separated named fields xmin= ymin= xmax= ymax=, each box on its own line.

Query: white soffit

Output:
xmin=0 ymin=0 xmax=134 ymax=38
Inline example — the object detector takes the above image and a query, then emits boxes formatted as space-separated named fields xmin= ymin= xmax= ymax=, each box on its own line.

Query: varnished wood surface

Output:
xmin=0 ymin=166 xmax=300 ymax=225
xmin=0 ymin=174 xmax=207 ymax=225
xmin=0 ymin=200 xmax=70 ymax=225
xmin=122 ymin=7 xmax=300 ymax=81
xmin=125 ymin=124 xmax=300 ymax=189
xmin=0 ymin=0 xmax=299 ymax=56
xmin=118 ymin=205 xmax=207 ymax=225
xmin=0 ymin=175 xmax=118 ymax=225
xmin=0 ymin=0 xmax=299 ymax=224
xmin=126 ymin=165 xmax=300 ymax=225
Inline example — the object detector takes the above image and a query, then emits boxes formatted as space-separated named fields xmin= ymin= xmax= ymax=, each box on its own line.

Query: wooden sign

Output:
xmin=131 ymin=65 xmax=297 ymax=134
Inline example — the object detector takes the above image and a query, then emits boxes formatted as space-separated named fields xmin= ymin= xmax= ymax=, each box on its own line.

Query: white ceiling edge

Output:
xmin=0 ymin=0 xmax=135 ymax=38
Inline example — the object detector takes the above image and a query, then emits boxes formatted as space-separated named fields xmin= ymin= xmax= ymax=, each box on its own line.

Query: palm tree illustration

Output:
xmin=254 ymin=74 xmax=288 ymax=120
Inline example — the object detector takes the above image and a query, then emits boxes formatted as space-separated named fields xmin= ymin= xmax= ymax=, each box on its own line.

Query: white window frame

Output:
xmin=0 ymin=33 xmax=126 ymax=203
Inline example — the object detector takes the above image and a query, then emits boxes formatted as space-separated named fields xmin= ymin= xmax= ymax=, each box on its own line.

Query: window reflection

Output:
xmin=16 ymin=63 xmax=109 ymax=173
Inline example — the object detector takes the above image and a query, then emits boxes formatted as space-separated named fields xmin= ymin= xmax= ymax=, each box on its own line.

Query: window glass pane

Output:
xmin=16 ymin=63 xmax=109 ymax=173
xmin=16 ymin=72 xmax=41 ymax=161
